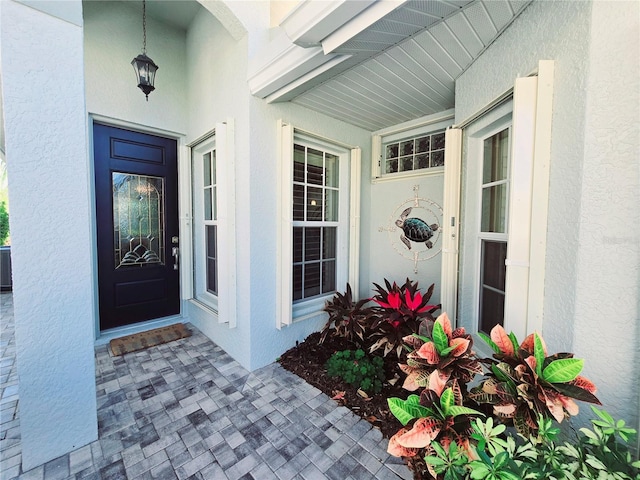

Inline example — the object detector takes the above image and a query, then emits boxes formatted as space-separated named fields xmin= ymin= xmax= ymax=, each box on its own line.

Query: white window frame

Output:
xmin=371 ymin=109 xmax=454 ymax=183
xmin=470 ymin=117 xmax=513 ymax=338
xmin=277 ymin=120 xmax=360 ymax=328
xmin=189 ymin=120 xmax=237 ymax=328
xmin=442 ymin=60 xmax=554 ymax=341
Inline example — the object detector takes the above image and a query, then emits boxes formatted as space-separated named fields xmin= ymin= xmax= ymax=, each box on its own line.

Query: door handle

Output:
xmin=172 ymin=247 xmax=179 ymax=270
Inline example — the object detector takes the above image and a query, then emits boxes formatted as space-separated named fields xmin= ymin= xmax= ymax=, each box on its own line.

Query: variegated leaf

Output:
xmin=449 ymin=337 xmax=470 ymax=357
xmin=435 ymin=312 xmax=453 ymax=337
xmin=388 ymin=428 xmax=419 ymax=458
xmin=417 ymin=342 xmax=440 ymax=364
xmin=402 ymin=372 xmax=421 ymax=392
xmin=396 ymin=417 xmax=443 ymax=449
xmin=490 ymin=325 xmax=514 ymax=356
xmin=542 ymin=358 xmax=584 ymax=383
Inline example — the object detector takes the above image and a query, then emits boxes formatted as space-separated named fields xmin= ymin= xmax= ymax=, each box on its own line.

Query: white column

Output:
xmin=0 ymin=0 xmax=97 ymax=469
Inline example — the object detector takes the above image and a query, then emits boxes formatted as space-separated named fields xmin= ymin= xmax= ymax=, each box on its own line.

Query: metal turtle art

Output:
xmin=395 ymin=207 xmax=439 ymax=250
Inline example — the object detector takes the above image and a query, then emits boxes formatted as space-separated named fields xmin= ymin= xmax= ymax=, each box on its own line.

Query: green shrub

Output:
xmin=0 ymin=201 xmax=8 ymax=246
xmin=325 ymin=349 xmax=385 ymax=394
xmin=423 ymin=408 xmax=640 ymax=480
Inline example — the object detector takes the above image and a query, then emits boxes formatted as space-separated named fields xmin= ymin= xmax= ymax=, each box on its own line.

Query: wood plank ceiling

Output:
xmin=290 ymin=0 xmax=532 ymax=131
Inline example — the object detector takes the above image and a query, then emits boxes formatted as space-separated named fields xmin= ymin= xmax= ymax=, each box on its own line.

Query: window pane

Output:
xmin=322 ymin=260 xmax=336 ymax=294
xmin=204 ymin=188 xmax=212 ymax=221
xmin=400 ymin=156 xmax=413 ymax=172
xmin=212 ymin=187 xmax=217 ymax=221
xmin=211 ymin=150 xmax=217 ymax=185
xmin=304 ymin=263 xmax=321 ymax=298
xmin=293 ymin=265 xmax=303 ymax=301
xmin=432 ymin=132 xmax=445 ymax=150
xmin=431 ymin=150 xmax=445 ymax=167
xmin=483 ymin=129 xmax=509 ymax=184
xmin=482 ymin=241 xmax=507 ymax=290
xmin=293 ymin=227 xmax=303 ymax=263
xmin=206 ymin=225 xmax=217 ymax=295
xmin=479 ymin=287 xmax=505 ymax=334
xmin=307 ymin=148 xmax=324 ymax=185
xmin=386 ymin=159 xmax=398 ymax=174
xmin=203 ymin=152 xmax=211 ymax=187
xmin=293 ymin=184 xmax=305 ymax=221
xmin=416 ymin=154 xmax=429 ymax=169
xmin=481 ymin=184 xmax=507 ymax=233
xmin=294 ymin=144 xmax=305 ymax=183
xmin=325 ymin=154 xmax=339 ymax=188
xmin=304 ymin=227 xmax=321 ymax=261
xmin=400 ymin=140 xmax=414 ymax=156
xmin=307 ymin=186 xmax=323 ymax=220
xmin=385 ymin=143 xmax=399 ymax=159
xmin=323 ymin=227 xmax=336 ymax=259
xmin=207 ymin=225 xmax=217 ymax=257
xmin=207 ymin=259 xmax=217 ymax=294
xmin=324 ymin=189 xmax=338 ymax=221
xmin=416 ymin=136 xmax=430 ymax=152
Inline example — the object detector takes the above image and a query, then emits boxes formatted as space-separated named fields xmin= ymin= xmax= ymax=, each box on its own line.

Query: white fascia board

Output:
xmin=248 ymin=41 xmax=348 ymax=98
xmin=264 ymin=54 xmax=353 ymax=103
xmin=280 ymin=0 xmax=376 ymax=47
xmin=322 ymin=0 xmax=408 ymax=54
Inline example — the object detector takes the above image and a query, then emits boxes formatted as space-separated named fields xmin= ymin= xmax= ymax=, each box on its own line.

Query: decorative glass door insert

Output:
xmin=113 ymin=172 xmax=165 ymax=268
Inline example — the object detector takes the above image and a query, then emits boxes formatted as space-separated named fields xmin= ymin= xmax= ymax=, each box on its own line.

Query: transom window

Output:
xmin=383 ymin=130 xmax=446 ymax=174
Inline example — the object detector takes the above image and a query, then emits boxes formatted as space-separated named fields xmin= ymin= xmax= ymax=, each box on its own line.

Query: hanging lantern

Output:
xmin=131 ymin=0 xmax=158 ymax=100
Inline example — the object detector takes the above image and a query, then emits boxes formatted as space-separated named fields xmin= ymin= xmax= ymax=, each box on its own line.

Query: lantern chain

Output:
xmin=142 ymin=0 xmax=147 ymax=55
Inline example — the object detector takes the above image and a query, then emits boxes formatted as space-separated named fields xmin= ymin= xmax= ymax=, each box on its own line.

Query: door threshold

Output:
xmin=96 ymin=314 xmax=186 ymax=346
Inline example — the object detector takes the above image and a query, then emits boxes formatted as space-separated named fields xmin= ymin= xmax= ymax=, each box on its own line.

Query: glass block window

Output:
xmin=383 ymin=130 xmax=445 ymax=174
xmin=292 ymin=143 xmax=340 ymax=302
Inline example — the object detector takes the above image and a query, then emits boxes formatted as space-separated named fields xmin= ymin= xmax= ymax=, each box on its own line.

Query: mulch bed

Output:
xmin=278 ymin=332 xmax=432 ymax=479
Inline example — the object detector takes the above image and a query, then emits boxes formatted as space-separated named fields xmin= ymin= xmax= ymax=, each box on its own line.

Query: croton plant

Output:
xmin=387 ymin=317 xmax=603 ymax=470
xmin=400 ymin=313 xmax=483 ymax=390
xmin=470 ymin=325 xmax=601 ymax=437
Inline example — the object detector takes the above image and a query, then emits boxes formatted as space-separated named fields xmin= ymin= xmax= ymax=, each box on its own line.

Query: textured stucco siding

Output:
xmin=247 ymin=97 xmax=371 ymax=370
xmin=83 ymin=1 xmax=188 ymax=135
xmin=184 ymin=6 xmax=373 ymax=371
xmin=184 ymin=7 xmax=252 ymax=367
xmin=0 ymin=0 xmax=98 ymax=469
xmin=572 ymin=0 xmax=639 ymax=437
xmin=456 ymin=0 xmax=639 ymax=433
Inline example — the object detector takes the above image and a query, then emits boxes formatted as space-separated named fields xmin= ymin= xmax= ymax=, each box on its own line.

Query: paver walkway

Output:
xmin=0 ymin=293 xmax=412 ymax=480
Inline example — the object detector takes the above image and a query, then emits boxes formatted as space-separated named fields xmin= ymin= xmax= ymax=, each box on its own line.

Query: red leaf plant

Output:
xmin=369 ymin=278 xmax=440 ymax=359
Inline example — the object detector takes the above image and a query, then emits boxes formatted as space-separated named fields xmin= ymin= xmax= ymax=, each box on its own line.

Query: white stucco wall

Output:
xmin=184 ymin=6 xmax=252 ymax=366
xmin=456 ymin=0 xmax=639 ymax=432
xmin=367 ymin=175 xmax=444 ymax=303
xmin=572 ymin=0 xmax=639 ymax=435
xmin=247 ymin=98 xmax=371 ymax=370
xmin=83 ymin=1 xmax=187 ymax=134
xmin=0 ymin=0 xmax=97 ymax=469
xmin=183 ymin=4 xmax=373 ymax=371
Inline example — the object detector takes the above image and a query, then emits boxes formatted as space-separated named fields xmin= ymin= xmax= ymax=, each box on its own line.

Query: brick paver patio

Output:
xmin=0 ymin=293 xmax=411 ymax=479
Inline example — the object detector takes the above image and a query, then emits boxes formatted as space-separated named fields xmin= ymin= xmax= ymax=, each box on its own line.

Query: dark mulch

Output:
xmin=278 ymin=332 xmax=433 ymax=479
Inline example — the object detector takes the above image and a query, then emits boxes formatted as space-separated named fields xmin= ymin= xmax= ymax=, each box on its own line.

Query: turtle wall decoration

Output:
xmin=377 ymin=185 xmax=443 ymax=274
xmin=395 ymin=206 xmax=439 ymax=250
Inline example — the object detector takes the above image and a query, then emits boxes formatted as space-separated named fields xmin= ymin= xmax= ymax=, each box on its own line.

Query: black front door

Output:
xmin=94 ymin=123 xmax=180 ymax=330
